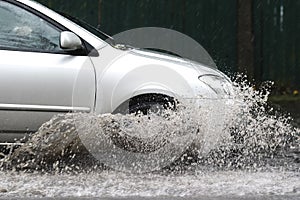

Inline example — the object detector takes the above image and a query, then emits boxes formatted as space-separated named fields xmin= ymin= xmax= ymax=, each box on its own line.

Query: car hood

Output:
xmin=128 ymin=48 xmax=228 ymax=79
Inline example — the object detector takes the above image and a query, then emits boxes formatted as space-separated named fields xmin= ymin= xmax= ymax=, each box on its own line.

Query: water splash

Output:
xmin=197 ymin=76 xmax=300 ymax=171
xmin=0 ymin=76 xmax=299 ymax=173
xmin=0 ymin=106 xmax=205 ymax=172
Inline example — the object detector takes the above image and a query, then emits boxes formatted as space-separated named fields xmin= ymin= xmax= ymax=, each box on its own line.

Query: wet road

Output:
xmin=0 ymin=169 xmax=299 ymax=199
xmin=1 ymin=196 xmax=300 ymax=200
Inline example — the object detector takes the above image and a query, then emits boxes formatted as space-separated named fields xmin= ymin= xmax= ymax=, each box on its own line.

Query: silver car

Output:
xmin=0 ymin=0 xmax=233 ymax=146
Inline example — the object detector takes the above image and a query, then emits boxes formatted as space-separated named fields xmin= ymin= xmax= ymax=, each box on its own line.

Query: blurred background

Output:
xmin=36 ymin=0 xmax=300 ymax=117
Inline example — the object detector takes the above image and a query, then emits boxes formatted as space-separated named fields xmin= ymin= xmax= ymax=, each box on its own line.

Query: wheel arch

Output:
xmin=112 ymin=92 xmax=176 ymax=114
xmin=94 ymin=61 xmax=195 ymax=114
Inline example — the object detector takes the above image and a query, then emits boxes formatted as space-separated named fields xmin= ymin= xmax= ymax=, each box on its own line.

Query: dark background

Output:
xmin=36 ymin=0 xmax=300 ymax=95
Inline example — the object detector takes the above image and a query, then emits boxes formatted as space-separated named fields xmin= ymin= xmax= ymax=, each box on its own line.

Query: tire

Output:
xmin=128 ymin=94 xmax=176 ymax=115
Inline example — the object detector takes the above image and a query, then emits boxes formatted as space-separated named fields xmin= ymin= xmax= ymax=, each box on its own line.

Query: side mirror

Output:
xmin=60 ymin=31 xmax=82 ymax=51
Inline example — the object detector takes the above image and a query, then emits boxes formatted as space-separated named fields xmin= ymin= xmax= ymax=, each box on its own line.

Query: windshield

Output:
xmin=59 ymin=12 xmax=115 ymax=46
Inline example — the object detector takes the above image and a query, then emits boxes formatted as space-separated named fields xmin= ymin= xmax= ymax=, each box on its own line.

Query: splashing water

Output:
xmin=196 ymin=77 xmax=300 ymax=171
xmin=0 ymin=101 xmax=213 ymax=172
xmin=0 ymin=77 xmax=299 ymax=198
xmin=0 ymin=77 xmax=299 ymax=172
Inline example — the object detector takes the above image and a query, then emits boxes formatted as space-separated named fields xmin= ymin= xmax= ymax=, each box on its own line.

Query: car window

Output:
xmin=0 ymin=1 xmax=63 ymax=53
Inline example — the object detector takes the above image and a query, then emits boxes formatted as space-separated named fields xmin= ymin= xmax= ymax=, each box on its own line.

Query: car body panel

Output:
xmin=0 ymin=49 xmax=95 ymax=141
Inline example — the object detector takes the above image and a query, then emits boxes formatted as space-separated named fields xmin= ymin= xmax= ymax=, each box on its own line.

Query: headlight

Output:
xmin=198 ymin=74 xmax=234 ymax=96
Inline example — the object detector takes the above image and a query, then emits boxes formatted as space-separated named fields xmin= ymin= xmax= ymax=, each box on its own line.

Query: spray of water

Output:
xmin=197 ymin=76 xmax=300 ymax=171
xmin=0 ymin=76 xmax=299 ymax=173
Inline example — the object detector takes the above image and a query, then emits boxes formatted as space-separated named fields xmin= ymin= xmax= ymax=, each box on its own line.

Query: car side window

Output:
xmin=0 ymin=1 xmax=63 ymax=53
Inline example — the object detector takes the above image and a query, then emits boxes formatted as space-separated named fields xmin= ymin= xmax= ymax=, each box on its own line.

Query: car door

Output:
xmin=0 ymin=1 xmax=95 ymax=142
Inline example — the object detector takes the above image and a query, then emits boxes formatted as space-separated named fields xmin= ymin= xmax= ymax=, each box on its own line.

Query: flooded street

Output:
xmin=0 ymin=81 xmax=299 ymax=199
xmin=0 ymin=170 xmax=299 ymax=199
